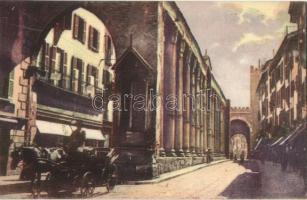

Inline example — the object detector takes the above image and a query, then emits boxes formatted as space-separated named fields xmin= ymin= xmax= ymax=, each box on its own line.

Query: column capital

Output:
xmin=180 ymin=40 xmax=186 ymax=56
xmin=171 ymin=30 xmax=179 ymax=45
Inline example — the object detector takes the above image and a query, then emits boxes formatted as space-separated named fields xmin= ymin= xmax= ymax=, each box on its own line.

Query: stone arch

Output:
xmin=230 ymin=119 xmax=251 ymax=157
xmin=1 ymin=2 xmax=158 ymax=76
xmin=230 ymin=116 xmax=253 ymax=133
xmin=33 ymin=5 xmax=117 ymax=59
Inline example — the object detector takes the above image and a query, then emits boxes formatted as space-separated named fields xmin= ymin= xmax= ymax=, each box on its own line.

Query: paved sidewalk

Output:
xmin=0 ymin=175 xmax=30 ymax=195
xmin=0 ymin=159 xmax=228 ymax=195
xmin=128 ymin=159 xmax=229 ymax=184
xmin=257 ymin=160 xmax=305 ymax=198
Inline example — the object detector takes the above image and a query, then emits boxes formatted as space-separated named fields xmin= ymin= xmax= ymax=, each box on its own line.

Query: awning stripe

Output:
xmin=36 ymin=120 xmax=105 ymax=140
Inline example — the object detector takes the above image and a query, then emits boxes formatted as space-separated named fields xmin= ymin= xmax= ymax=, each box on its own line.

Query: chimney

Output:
xmin=258 ymin=59 xmax=261 ymax=69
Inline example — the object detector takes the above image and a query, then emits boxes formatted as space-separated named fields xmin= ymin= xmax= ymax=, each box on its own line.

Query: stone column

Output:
xmin=157 ymin=6 xmax=165 ymax=156
xmin=175 ymin=39 xmax=185 ymax=156
xmin=195 ymin=68 xmax=201 ymax=156
xmin=199 ymin=75 xmax=204 ymax=156
xmin=183 ymin=51 xmax=191 ymax=156
xmin=203 ymin=78 xmax=208 ymax=154
xmin=190 ymin=60 xmax=196 ymax=155
xmin=211 ymin=92 xmax=216 ymax=152
xmin=163 ymin=31 xmax=178 ymax=157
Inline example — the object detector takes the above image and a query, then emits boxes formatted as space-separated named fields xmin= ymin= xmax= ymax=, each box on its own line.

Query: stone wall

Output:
xmin=157 ymin=156 xmax=207 ymax=175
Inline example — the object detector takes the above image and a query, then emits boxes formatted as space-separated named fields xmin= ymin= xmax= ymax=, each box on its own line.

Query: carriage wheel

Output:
xmin=106 ymin=165 xmax=117 ymax=192
xmin=31 ymin=172 xmax=41 ymax=198
xmin=45 ymin=172 xmax=58 ymax=197
xmin=80 ymin=172 xmax=95 ymax=198
xmin=106 ymin=177 xmax=116 ymax=192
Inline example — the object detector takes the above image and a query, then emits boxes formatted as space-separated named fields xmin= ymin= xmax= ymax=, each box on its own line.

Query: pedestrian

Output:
xmin=300 ymin=147 xmax=307 ymax=197
xmin=240 ymin=151 xmax=245 ymax=164
xmin=66 ymin=120 xmax=86 ymax=153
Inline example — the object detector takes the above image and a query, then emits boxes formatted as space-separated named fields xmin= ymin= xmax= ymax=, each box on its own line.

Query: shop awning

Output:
xmin=82 ymin=128 xmax=105 ymax=140
xmin=279 ymin=123 xmax=306 ymax=146
xmin=0 ymin=114 xmax=18 ymax=124
xmin=254 ymin=138 xmax=263 ymax=150
xmin=270 ymin=137 xmax=284 ymax=147
xmin=36 ymin=120 xmax=105 ymax=140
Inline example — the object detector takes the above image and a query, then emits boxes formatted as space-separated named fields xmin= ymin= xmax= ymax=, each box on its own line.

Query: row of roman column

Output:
xmin=160 ymin=36 xmax=209 ymax=157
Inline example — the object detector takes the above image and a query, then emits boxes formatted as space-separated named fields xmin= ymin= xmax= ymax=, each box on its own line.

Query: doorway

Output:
xmin=0 ymin=127 xmax=10 ymax=175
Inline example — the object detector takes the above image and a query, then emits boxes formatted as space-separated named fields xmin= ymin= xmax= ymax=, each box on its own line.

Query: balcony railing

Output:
xmin=0 ymin=97 xmax=15 ymax=113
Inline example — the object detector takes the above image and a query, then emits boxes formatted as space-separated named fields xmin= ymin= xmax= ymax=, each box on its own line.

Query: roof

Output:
xmin=211 ymin=75 xmax=227 ymax=104
xmin=163 ymin=2 xmax=209 ymax=76
xmin=256 ymin=59 xmax=272 ymax=92
xmin=288 ymin=2 xmax=305 ymax=23
xmin=269 ymin=31 xmax=298 ymax=72
xmin=112 ymin=47 xmax=154 ymax=72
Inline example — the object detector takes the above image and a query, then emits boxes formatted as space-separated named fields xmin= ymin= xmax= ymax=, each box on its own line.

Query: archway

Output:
xmin=230 ymin=133 xmax=248 ymax=160
xmin=230 ymin=119 xmax=251 ymax=158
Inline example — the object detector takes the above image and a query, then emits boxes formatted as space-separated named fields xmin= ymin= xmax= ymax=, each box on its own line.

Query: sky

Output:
xmin=177 ymin=1 xmax=293 ymax=107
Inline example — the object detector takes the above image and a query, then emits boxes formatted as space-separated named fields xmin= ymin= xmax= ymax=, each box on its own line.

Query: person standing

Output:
xmin=66 ymin=121 xmax=86 ymax=153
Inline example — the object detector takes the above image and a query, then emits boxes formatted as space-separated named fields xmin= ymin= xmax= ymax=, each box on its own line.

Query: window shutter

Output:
xmin=73 ymin=14 xmax=79 ymax=39
xmin=44 ymin=43 xmax=50 ymax=71
xmin=94 ymin=67 xmax=99 ymax=88
xmin=63 ymin=52 xmax=67 ymax=75
xmin=87 ymin=64 xmax=92 ymax=84
xmin=104 ymin=35 xmax=108 ymax=57
xmin=63 ymin=52 xmax=68 ymax=89
xmin=96 ymin=30 xmax=100 ymax=51
xmin=82 ymin=20 xmax=86 ymax=43
xmin=50 ymin=46 xmax=56 ymax=73
xmin=88 ymin=26 xmax=93 ymax=49
xmin=71 ymin=56 xmax=77 ymax=79
xmin=40 ymin=45 xmax=45 ymax=70
xmin=71 ymin=56 xmax=77 ymax=92
xmin=8 ymin=70 xmax=14 ymax=98
xmin=79 ymin=60 xmax=85 ymax=94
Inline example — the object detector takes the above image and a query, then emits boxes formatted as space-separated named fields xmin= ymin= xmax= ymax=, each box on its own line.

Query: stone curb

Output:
xmin=0 ymin=160 xmax=229 ymax=194
xmin=127 ymin=159 xmax=229 ymax=185
xmin=0 ymin=174 xmax=48 ymax=196
xmin=0 ymin=181 xmax=31 ymax=195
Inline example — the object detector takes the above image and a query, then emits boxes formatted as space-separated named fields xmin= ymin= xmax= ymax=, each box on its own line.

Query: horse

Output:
xmin=10 ymin=146 xmax=67 ymax=198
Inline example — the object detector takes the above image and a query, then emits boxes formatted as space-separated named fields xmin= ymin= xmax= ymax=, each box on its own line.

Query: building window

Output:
xmin=104 ymin=35 xmax=113 ymax=66
xmin=59 ymin=50 xmax=70 ymax=90
xmin=43 ymin=42 xmax=50 ymax=72
xmin=86 ymin=65 xmax=99 ymax=97
xmin=71 ymin=57 xmax=84 ymax=94
xmin=88 ymin=26 xmax=100 ymax=52
xmin=0 ymin=71 xmax=14 ymax=99
xmin=73 ymin=14 xmax=86 ymax=43
xmin=102 ymin=69 xmax=112 ymax=87
xmin=207 ymin=89 xmax=211 ymax=111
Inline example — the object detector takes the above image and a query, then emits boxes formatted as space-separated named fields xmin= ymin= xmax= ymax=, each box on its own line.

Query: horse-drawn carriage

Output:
xmin=10 ymin=146 xmax=119 ymax=198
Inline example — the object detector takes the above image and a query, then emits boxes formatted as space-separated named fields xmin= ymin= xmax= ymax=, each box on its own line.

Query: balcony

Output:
xmin=33 ymin=79 xmax=100 ymax=116
xmin=0 ymin=97 xmax=15 ymax=114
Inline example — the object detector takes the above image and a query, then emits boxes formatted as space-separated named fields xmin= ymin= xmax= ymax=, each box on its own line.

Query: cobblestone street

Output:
xmin=0 ymin=160 xmax=262 ymax=199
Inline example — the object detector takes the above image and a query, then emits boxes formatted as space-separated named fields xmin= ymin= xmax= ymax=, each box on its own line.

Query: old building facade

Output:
xmin=0 ymin=2 xmax=230 ymax=179
xmin=32 ymin=7 xmax=115 ymax=148
xmin=256 ymin=2 xmax=306 ymax=139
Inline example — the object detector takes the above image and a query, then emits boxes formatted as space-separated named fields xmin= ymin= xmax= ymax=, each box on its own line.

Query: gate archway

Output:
xmin=230 ymin=119 xmax=251 ymax=158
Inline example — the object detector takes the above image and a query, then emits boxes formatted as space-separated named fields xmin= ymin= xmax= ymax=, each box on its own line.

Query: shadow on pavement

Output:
xmin=0 ymin=182 xmax=31 ymax=196
xmin=219 ymin=160 xmax=261 ymax=199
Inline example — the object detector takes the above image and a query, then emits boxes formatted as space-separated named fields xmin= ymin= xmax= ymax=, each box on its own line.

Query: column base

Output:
xmin=159 ymin=148 xmax=166 ymax=157
xmin=183 ymin=149 xmax=191 ymax=157
xmin=176 ymin=149 xmax=185 ymax=157
xmin=190 ymin=149 xmax=197 ymax=156
xmin=165 ymin=149 xmax=177 ymax=157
